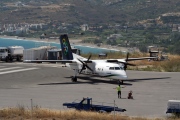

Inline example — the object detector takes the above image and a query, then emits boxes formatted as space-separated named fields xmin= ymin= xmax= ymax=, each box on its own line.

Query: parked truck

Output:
xmin=0 ymin=46 xmax=24 ymax=62
xmin=166 ymin=100 xmax=180 ymax=116
xmin=63 ymin=97 xmax=126 ymax=113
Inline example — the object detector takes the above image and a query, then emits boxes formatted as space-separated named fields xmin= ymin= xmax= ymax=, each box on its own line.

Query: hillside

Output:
xmin=0 ymin=0 xmax=180 ymax=24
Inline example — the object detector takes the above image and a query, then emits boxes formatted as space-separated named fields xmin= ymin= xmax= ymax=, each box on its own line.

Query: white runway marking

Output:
xmin=0 ymin=67 xmax=23 ymax=71
xmin=51 ymin=66 xmax=60 ymax=68
xmin=0 ymin=68 xmax=39 ymax=75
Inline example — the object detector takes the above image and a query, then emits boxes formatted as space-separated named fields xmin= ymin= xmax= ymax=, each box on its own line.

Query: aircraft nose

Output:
xmin=121 ymin=70 xmax=127 ymax=78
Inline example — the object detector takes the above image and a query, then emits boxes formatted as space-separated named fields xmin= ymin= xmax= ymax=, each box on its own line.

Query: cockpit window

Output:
xmin=115 ymin=67 xmax=120 ymax=70
xmin=0 ymin=49 xmax=7 ymax=53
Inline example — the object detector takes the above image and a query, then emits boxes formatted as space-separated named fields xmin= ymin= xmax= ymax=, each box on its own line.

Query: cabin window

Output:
xmin=109 ymin=67 xmax=124 ymax=70
xmin=109 ymin=67 xmax=114 ymax=70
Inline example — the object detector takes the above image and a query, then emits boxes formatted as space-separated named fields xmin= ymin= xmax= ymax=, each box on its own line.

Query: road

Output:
xmin=0 ymin=62 xmax=179 ymax=118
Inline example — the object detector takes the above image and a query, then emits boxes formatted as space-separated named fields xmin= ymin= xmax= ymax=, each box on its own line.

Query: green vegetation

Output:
xmin=167 ymin=33 xmax=180 ymax=55
xmin=1 ymin=0 xmax=180 ymax=24
xmin=1 ymin=0 xmax=180 ymax=55
xmin=81 ymin=27 xmax=179 ymax=55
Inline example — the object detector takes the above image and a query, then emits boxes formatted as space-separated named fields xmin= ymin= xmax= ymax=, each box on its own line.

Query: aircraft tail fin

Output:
xmin=59 ymin=34 xmax=73 ymax=60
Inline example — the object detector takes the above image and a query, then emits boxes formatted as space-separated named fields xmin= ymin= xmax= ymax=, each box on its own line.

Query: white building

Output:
xmin=107 ymin=34 xmax=123 ymax=39
xmin=6 ymin=26 xmax=14 ymax=32
xmin=81 ymin=24 xmax=89 ymax=31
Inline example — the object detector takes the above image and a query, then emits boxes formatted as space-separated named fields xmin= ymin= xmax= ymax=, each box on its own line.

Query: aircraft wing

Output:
xmin=123 ymin=56 xmax=157 ymax=61
xmin=107 ymin=57 xmax=157 ymax=62
xmin=24 ymin=60 xmax=76 ymax=63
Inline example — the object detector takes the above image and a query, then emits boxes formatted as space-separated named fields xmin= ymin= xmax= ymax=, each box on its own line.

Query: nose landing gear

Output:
xmin=118 ymin=80 xmax=124 ymax=85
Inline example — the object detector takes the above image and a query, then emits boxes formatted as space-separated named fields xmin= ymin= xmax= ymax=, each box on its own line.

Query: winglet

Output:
xmin=59 ymin=34 xmax=73 ymax=60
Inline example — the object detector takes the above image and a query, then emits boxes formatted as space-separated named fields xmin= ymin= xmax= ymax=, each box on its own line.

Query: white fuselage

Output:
xmin=66 ymin=53 xmax=127 ymax=80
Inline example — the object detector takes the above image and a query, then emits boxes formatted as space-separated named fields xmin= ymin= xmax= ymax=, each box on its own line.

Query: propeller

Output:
xmin=78 ymin=54 xmax=93 ymax=74
xmin=124 ymin=52 xmax=129 ymax=70
xmin=107 ymin=53 xmax=136 ymax=71
xmin=87 ymin=54 xmax=91 ymax=61
xmin=123 ymin=52 xmax=136 ymax=71
xmin=116 ymin=52 xmax=135 ymax=71
xmin=125 ymin=52 xmax=129 ymax=62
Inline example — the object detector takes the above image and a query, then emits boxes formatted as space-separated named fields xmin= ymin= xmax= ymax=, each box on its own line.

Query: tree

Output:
xmin=145 ymin=33 xmax=156 ymax=44
xmin=93 ymin=39 xmax=102 ymax=44
xmin=139 ymin=45 xmax=147 ymax=53
xmin=168 ymin=32 xmax=180 ymax=55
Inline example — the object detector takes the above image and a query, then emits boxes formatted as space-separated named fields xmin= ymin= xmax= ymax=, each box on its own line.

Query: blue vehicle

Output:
xmin=63 ymin=97 xmax=126 ymax=113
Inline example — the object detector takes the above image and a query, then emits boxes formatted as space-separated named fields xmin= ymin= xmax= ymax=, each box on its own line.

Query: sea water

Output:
xmin=0 ymin=37 xmax=119 ymax=54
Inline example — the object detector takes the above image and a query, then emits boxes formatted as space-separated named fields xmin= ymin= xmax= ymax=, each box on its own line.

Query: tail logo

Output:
xmin=60 ymin=34 xmax=73 ymax=60
xmin=62 ymin=38 xmax=68 ymax=55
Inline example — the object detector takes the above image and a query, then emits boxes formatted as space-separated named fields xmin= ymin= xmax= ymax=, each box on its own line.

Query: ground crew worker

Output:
xmin=127 ymin=90 xmax=133 ymax=99
xmin=116 ymin=84 xmax=121 ymax=98
xmin=114 ymin=84 xmax=125 ymax=98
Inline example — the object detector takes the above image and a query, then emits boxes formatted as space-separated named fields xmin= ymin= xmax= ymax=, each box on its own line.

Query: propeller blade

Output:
xmin=87 ymin=54 xmax=92 ymax=61
xmin=77 ymin=58 xmax=85 ymax=74
xmin=125 ymin=52 xmax=129 ymax=62
xmin=77 ymin=58 xmax=84 ymax=64
xmin=85 ymin=64 xmax=93 ymax=72
xmin=124 ymin=52 xmax=135 ymax=71
xmin=77 ymin=58 xmax=93 ymax=74
xmin=124 ymin=64 xmax=127 ymax=71
xmin=79 ymin=67 xmax=84 ymax=74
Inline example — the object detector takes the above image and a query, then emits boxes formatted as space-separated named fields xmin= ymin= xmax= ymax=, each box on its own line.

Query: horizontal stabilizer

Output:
xmin=24 ymin=60 xmax=75 ymax=63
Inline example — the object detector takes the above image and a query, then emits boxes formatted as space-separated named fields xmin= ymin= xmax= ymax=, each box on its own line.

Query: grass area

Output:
xmin=129 ymin=54 xmax=180 ymax=72
xmin=0 ymin=106 xmax=180 ymax=120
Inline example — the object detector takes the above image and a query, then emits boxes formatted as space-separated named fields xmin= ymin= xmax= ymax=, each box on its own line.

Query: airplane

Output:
xmin=24 ymin=34 xmax=157 ymax=83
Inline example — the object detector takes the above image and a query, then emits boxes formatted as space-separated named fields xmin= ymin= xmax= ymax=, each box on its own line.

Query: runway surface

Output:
xmin=0 ymin=62 xmax=179 ymax=118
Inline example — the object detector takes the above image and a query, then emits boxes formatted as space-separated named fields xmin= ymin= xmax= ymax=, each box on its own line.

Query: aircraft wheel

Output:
xmin=16 ymin=56 xmax=20 ymax=61
xmin=118 ymin=80 xmax=124 ymax=85
xmin=71 ymin=76 xmax=77 ymax=82
xmin=9 ymin=57 xmax=13 ymax=62
xmin=74 ymin=77 xmax=77 ymax=82
xmin=121 ymin=80 xmax=124 ymax=84
xmin=5 ymin=57 xmax=9 ymax=62
xmin=71 ymin=77 xmax=74 ymax=82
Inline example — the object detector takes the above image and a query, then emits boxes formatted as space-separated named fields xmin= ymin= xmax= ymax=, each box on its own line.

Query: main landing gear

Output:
xmin=71 ymin=69 xmax=78 ymax=82
xmin=121 ymin=80 xmax=124 ymax=84
xmin=118 ymin=80 xmax=124 ymax=85
xmin=71 ymin=76 xmax=77 ymax=82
